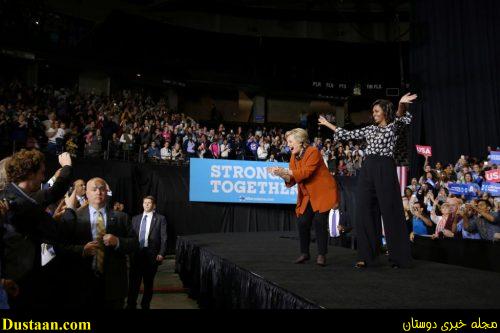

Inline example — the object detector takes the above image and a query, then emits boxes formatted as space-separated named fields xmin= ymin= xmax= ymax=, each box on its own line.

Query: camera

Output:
xmin=2 ymin=197 xmax=17 ymax=210
xmin=67 ymin=186 xmax=74 ymax=197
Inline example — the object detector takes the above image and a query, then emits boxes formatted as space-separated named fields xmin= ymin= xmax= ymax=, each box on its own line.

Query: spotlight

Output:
xmin=136 ymin=73 xmax=142 ymax=78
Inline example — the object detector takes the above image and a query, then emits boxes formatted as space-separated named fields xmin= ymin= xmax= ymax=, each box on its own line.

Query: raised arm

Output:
xmin=319 ymin=116 xmax=370 ymax=141
xmin=396 ymin=93 xmax=418 ymax=117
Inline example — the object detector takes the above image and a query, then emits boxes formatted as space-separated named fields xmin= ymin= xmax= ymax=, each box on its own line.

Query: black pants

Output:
xmin=297 ymin=203 xmax=329 ymax=256
xmin=355 ymin=156 xmax=412 ymax=267
xmin=86 ymin=274 xmax=125 ymax=309
xmin=127 ymin=249 xmax=159 ymax=309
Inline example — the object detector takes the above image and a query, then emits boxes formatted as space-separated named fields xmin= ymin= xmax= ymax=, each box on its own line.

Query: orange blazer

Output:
xmin=286 ymin=146 xmax=339 ymax=216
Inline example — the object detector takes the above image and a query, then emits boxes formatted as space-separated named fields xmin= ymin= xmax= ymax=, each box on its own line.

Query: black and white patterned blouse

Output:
xmin=333 ymin=112 xmax=412 ymax=158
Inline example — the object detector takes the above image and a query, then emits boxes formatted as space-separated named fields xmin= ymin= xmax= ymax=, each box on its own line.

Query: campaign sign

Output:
xmin=447 ymin=183 xmax=477 ymax=196
xmin=488 ymin=153 xmax=500 ymax=164
xmin=416 ymin=145 xmax=432 ymax=157
xmin=481 ymin=182 xmax=500 ymax=197
xmin=189 ymin=158 xmax=297 ymax=204
xmin=485 ymin=169 xmax=500 ymax=183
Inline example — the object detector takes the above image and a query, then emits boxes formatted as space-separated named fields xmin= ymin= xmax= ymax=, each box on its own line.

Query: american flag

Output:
xmin=397 ymin=166 xmax=409 ymax=196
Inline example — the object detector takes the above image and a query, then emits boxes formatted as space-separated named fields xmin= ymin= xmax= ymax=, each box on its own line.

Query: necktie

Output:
xmin=139 ymin=215 xmax=148 ymax=248
xmin=96 ymin=211 xmax=106 ymax=273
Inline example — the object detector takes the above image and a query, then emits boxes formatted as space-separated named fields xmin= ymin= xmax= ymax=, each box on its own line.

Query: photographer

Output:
xmin=409 ymin=201 xmax=434 ymax=242
xmin=2 ymin=150 xmax=76 ymax=308
xmin=430 ymin=203 xmax=455 ymax=239
xmin=462 ymin=199 xmax=500 ymax=241
xmin=450 ymin=199 xmax=479 ymax=240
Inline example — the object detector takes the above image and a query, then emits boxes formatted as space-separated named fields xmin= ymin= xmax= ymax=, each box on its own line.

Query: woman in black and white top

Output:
xmin=319 ymin=93 xmax=417 ymax=269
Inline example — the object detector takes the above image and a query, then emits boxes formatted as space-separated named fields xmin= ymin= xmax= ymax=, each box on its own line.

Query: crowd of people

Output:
xmin=0 ymin=150 xmax=168 ymax=310
xmin=0 ymin=79 xmax=498 ymax=309
xmin=403 ymin=153 xmax=500 ymax=242
xmin=0 ymin=80 xmax=365 ymax=177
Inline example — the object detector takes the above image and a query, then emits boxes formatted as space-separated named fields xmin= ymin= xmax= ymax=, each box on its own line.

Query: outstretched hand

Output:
xmin=399 ymin=92 xmax=418 ymax=104
xmin=318 ymin=116 xmax=330 ymax=127
xmin=318 ymin=116 xmax=336 ymax=131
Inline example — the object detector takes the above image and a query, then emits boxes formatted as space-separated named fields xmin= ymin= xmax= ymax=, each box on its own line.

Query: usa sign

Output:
xmin=485 ymin=169 xmax=500 ymax=183
xmin=416 ymin=145 xmax=432 ymax=157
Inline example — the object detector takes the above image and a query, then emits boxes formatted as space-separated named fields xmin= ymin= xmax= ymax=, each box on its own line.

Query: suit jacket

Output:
xmin=131 ymin=212 xmax=167 ymax=263
xmin=286 ymin=146 xmax=339 ymax=216
xmin=1 ymin=183 xmax=69 ymax=281
xmin=31 ymin=165 xmax=72 ymax=207
xmin=58 ymin=207 xmax=138 ymax=302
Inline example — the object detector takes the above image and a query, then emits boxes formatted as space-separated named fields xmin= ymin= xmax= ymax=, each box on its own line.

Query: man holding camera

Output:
xmin=2 ymin=150 xmax=76 ymax=308
xmin=462 ymin=199 xmax=500 ymax=241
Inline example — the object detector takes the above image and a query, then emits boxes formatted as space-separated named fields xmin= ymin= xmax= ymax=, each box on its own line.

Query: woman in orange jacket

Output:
xmin=268 ymin=128 xmax=339 ymax=266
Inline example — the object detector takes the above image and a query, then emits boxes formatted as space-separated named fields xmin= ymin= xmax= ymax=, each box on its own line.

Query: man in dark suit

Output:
xmin=126 ymin=195 xmax=167 ymax=309
xmin=59 ymin=177 xmax=138 ymax=309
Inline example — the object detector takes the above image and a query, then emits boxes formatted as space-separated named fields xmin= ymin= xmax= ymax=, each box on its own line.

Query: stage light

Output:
xmin=136 ymin=73 xmax=142 ymax=78
xmin=34 ymin=20 xmax=39 ymax=25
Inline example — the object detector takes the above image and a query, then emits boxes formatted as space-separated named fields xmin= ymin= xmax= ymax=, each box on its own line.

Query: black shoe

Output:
xmin=125 ymin=304 xmax=137 ymax=310
xmin=354 ymin=261 xmax=367 ymax=269
xmin=141 ymin=304 xmax=150 ymax=310
xmin=391 ymin=263 xmax=400 ymax=269
xmin=294 ymin=254 xmax=310 ymax=264
xmin=316 ymin=255 xmax=326 ymax=267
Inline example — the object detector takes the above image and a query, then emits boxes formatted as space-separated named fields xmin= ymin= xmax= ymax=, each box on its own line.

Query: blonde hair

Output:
xmin=285 ymin=128 xmax=309 ymax=146
xmin=0 ymin=157 xmax=11 ymax=191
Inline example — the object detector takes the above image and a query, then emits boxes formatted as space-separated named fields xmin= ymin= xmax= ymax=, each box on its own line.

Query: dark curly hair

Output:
xmin=6 ymin=149 xmax=45 ymax=184
xmin=372 ymin=99 xmax=395 ymax=124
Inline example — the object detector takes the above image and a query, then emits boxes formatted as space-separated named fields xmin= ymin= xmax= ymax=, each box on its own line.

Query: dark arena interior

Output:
xmin=0 ymin=0 xmax=499 ymax=330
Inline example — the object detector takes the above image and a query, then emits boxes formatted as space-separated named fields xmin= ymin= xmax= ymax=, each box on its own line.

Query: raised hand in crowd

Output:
xmin=77 ymin=199 xmax=89 ymax=212
xmin=64 ymin=188 xmax=78 ymax=211
xmin=58 ymin=152 xmax=72 ymax=167
xmin=466 ymin=201 xmax=496 ymax=222
xmin=52 ymin=199 xmax=67 ymax=222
